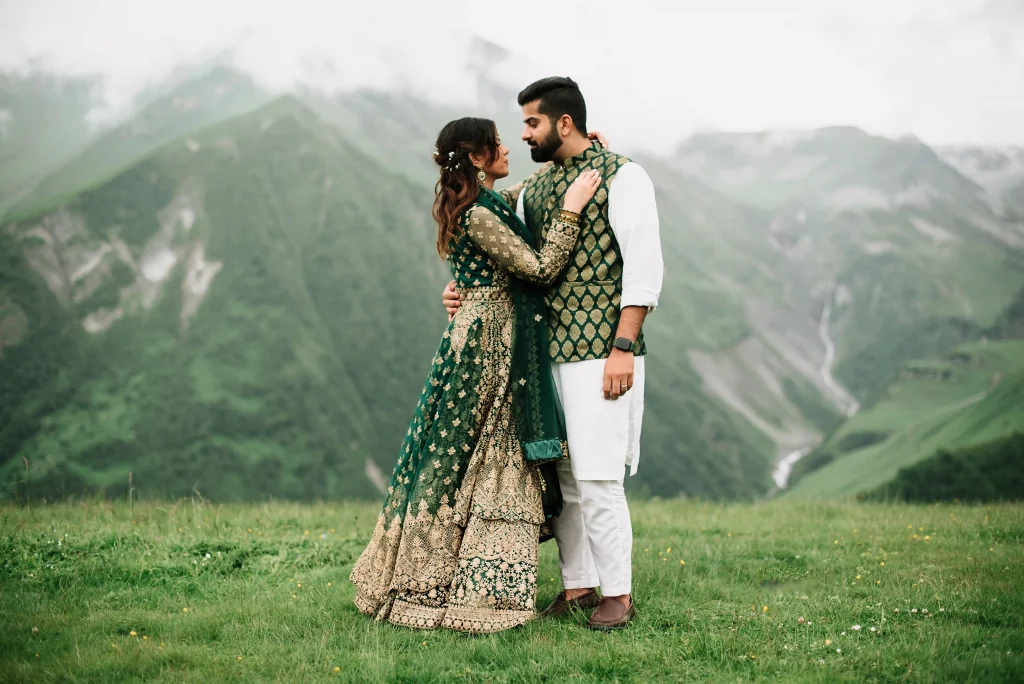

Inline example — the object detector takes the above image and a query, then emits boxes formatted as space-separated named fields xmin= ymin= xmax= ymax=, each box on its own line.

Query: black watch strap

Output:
xmin=613 ymin=337 xmax=636 ymax=352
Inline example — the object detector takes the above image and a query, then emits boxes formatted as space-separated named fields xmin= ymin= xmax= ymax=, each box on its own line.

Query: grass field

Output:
xmin=2 ymin=498 xmax=1022 ymax=682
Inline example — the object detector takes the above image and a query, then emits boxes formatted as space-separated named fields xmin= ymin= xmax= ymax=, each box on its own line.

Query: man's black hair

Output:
xmin=517 ymin=76 xmax=587 ymax=136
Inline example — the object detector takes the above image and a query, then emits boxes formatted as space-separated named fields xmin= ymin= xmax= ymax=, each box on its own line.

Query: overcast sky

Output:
xmin=1 ymin=0 xmax=1023 ymax=151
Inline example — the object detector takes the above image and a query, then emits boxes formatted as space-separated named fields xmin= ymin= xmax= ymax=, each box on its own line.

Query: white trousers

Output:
xmin=551 ymin=458 xmax=633 ymax=596
xmin=550 ymin=357 xmax=646 ymax=479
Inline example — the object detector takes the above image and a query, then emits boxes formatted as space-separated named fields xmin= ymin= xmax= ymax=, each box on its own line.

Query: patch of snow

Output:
xmin=141 ymin=246 xmax=178 ymax=282
xmin=910 ymin=217 xmax=959 ymax=245
xmin=82 ymin=306 xmax=124 ymax=333
xmin=179 ymin=243 xmax=223 ymax=333
xmin=862 ymin=241 xmax=896 ymax=255
xmin=70 ymin=244 xmax=113 ymax=282
xmin=825 ymin=186 xmax=890 ymax=212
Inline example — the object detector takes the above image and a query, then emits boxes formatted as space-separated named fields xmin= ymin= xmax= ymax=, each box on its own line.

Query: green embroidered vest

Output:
xmin=522 ymin=144 xmax=647 ymax=363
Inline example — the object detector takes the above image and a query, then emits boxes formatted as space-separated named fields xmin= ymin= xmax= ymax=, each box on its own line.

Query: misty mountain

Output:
xmin=2 ymin=65 xmax=1023 ymax=502
xmin=938 ymin=144 xmax=1024 ymax=216
xmin=9 ymin=67 xmax=273 ymax=219
xmin=0 ymin=70 xmax=103 ymax=215
xmin=2 ymin=95 xmax=445 ymax=500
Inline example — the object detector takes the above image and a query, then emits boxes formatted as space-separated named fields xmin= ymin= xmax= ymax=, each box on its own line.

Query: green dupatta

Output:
xmin=475 ymin=186 xmax=565 ymax=518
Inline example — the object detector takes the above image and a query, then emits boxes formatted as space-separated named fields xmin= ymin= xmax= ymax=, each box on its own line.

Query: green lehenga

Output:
xmin=349 ymin=184 xmax=580 ymax=634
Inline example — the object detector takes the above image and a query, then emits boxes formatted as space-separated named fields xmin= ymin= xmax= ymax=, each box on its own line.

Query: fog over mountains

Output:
xmin=2 ymin=22 xmax=1022 ymax=502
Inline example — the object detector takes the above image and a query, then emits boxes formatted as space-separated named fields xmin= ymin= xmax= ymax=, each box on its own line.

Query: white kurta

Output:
xmin=518 ymin=161 xmax=663 ymax=480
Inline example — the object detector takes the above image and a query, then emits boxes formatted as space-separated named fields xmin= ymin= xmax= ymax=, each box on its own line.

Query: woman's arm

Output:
xmin=465 ymin=205 xmax=580 ymax=286
xmin=468 ymin=169 xmax=601 ymax=285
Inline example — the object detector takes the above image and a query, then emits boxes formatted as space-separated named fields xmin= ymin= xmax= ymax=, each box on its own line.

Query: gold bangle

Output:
xmin=559 ymin=209 xmax=581 ymax=225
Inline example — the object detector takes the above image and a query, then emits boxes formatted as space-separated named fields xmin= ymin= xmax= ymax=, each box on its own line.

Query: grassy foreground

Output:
xmin=1 ymin=498 xmax=1022 ymax=683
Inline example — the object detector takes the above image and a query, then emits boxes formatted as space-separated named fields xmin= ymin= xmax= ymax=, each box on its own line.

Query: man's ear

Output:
xmin=558 ymin=114 xmax=574 ymax=138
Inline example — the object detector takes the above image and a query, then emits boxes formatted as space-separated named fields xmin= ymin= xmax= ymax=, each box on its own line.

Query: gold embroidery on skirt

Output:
xmin=349 ymin=283 xmax=546 ymax=634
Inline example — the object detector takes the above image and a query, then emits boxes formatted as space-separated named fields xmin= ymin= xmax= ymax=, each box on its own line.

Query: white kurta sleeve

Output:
xmin=607 ymin=162 xmax=663 ymax=310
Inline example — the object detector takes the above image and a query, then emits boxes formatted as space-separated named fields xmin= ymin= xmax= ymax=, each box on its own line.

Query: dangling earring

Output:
xmin=477 ymin=168 xmax=487 ymax=183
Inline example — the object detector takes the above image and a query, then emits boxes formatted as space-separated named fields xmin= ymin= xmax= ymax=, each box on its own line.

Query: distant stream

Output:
xmin=772 ymin=286 xmax=860 ymax=489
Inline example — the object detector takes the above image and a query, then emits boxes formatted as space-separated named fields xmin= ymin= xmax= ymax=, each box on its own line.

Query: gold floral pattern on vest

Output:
xmin=522 ymin=144 xmax=648 ymax=362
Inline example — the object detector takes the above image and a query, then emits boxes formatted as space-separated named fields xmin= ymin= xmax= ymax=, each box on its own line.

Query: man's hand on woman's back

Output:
xmin=443 ymin=280 xmax=461 ymax=320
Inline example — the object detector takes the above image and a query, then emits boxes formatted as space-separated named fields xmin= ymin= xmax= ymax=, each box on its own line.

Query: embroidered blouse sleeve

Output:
xmin=465 ymin=205 xmax=580 ymax=286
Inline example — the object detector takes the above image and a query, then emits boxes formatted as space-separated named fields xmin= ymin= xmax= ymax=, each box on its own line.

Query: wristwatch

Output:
xmin=612 ymin=337 xmax=636 ymax=353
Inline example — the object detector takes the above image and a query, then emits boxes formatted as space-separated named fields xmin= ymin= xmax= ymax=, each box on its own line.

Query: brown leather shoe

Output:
xmin=539 ymin=589 xmax=601 ymax=618
xmin=587 ymin=597 xmax=636 ymax=631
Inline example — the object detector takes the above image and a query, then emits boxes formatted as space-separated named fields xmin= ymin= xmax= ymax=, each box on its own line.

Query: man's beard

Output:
xmin=529 ymin=127 xmax=562 ymax=163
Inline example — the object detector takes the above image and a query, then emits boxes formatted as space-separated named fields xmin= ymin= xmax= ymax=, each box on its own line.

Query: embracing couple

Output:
xmin=349 ymin=77 xmax=663 ymax=633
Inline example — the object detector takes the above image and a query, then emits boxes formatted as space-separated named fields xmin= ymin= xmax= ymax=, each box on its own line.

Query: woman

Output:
xmin=349 ymin=118 xmax=600 ymax=634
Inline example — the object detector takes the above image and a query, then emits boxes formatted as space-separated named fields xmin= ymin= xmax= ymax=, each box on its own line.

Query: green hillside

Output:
xmin=4 ymin=66 xmax=1024 ymax=503
xmin=787 ymin=340 xmax=1024 ymax=498
xmin=10 ymin=67 xmax=272 ymax=218
xmin=1 ymin=96 xmax=446 ymax=501
xmin=0 ymin=91 xmax=777 ymax=503
xmin=871 ymin=431 xmax=1024 ymax=502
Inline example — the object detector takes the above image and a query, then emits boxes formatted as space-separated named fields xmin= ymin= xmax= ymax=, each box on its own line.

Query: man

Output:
xmin=443 ymin=76 xmax=662 ymax=630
